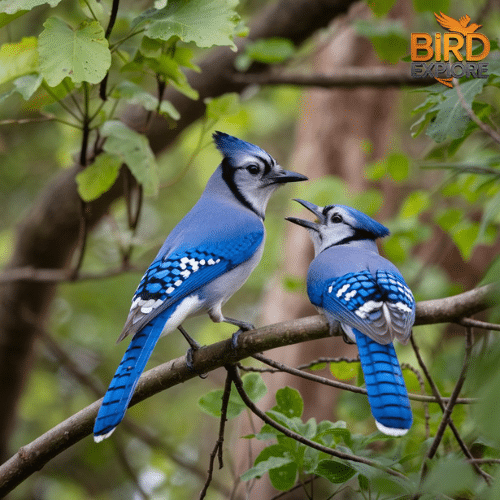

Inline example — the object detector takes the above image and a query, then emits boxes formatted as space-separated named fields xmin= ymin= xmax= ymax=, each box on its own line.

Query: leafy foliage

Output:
xmin=2 ymin=0 xmax=500 ymax=499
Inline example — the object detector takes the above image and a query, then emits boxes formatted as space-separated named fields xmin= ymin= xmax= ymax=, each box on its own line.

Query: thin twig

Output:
xmin=252 ymin=353 xmax=474 ymax=405
xmin=0 ymin=264 xmax=139 ymax=284
xmin=297 ymin=356 xmax=359 ymax=370
xmin=410 ymin=335 xmax=492 ymax=486
xmin=226 ymin=364 xmax=408 ymax=480
xmin=426 ymin=328 xmax=474 ymax=460
xmin=458 ymin=317 xmax=500 ymax=332
xmin=454 ymin=77 xmax=500 ymax=145
xmin=401 ymin=363 xmax=430 ymax=440
xmin=79 ymin=82 xmax=91 ymax=167
xmin=199 ymin=369 xmax=233 ymax=500
xmin=100 ymin=0 xmax=121 ymax=100
xmin=70 ymin=199 xmax=89 ymax=280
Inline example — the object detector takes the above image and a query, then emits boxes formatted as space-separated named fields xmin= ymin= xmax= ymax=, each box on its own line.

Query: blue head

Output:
xmin=211 ymin=132 xmax=307 ymax=219
xmin=286 ymin=199 xmax=389 ymax=255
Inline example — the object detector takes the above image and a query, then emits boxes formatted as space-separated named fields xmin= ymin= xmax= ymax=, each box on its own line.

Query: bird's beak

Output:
xmin=285 ymin=199 xmax=324 ymax=231
xmin=267 ymin=168 xmax=308 ymax=185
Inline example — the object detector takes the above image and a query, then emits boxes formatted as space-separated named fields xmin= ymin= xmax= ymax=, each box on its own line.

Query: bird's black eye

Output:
xmin=247 ymin=164 xmax=260 ymax=175
xmin=331 ymin=213 xmax=343 ymax=223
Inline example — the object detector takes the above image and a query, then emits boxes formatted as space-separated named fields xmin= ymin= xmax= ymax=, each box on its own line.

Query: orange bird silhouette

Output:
xmin=434 ymin=12 xmax=482 ymax=36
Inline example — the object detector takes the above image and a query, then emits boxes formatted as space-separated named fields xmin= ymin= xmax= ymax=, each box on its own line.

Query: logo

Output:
xmin=411 ymin=12 xmax=490 ymax=87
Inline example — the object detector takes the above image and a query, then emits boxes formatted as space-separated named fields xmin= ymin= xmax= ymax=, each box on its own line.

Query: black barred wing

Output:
xmin=117 ymin=231 xmax=264 ymax=341
xmin=319 ymin=270 xmax=415 ymax=344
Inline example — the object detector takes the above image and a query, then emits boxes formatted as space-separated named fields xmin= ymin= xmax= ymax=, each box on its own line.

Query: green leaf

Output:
xmin=240 ymin=456 xmax=294 ymax=482
xmin=111 ymin=81 xmax=180 ymax=119
xmin=366 ymin=0 xmax=396 ymax=16
xmin=101 ymin=121 xmax=159 ymax=196
xmin=353 ymin=189 xmax=383 ymax=216
xmin=242 ymin=444 xmax=297 ymax=491
xmin=0 ymin=10 xmax=27 ymax=28
xmin=399 ymin=191 xmax=430 ymax=219
xmin=314 ymin=459 xmax=356 ymax=484
xmin=38 ymin=17 xmax=111 ymax=86
xmin=329 ymin=360 xmax=360 ymax=380
xmin=451 ymin=222 xmax=479 ymax=260
xmin=365 ymin=159 xmax=387 ymax=181
xmin=435 ymin=208 xmax=462 ymax=232
xmin=76 ymin=153 xmax=122 ymax=202
xmin=273 ymin=386 xmax=303 ymax=419
xmin=412 ymin=0 xmax=449 ymax=13
xmin=133 ymin=0 xmax=241 ymax=51
xmin=0 ymin=74 xmax=42 ymax=103
xmin=131 ymin=52 xmax=199 ymax=100
xmin=355 ymin=20 xmax=407 ymax=64
xmin=448 ymin=102 xmax=492 ymax=155
xmin=421 ymin=456 xmax=475 ymax=496
xmin=426 ymin=79 xmax=486 ymax=143
xmin=205 ymin=92 xmax=240 ymax=120
xmin=242 ymin=372 xmax=268 ymax=402
xmin=387 ymin=153 xmax=409 ymax=182
xmin=0 ymin=37 xmax=38 ymax=85
xmin=198 ymin=373 xmax=266 ymax=419
xmin=245 ymin=38 xmax=295 ymax=64
xmin=0 ymin=0 xmax=62 ymax=14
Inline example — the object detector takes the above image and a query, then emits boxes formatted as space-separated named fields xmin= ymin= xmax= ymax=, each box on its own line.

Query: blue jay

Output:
xmin=94 ymin=132 xmax=307 ymax=441
xmin=286 ymin=200 xmax=415 ymax=436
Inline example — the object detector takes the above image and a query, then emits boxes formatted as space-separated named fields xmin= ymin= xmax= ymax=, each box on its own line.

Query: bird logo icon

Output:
xmin=434 ymin=12 xmax=482 ymax=37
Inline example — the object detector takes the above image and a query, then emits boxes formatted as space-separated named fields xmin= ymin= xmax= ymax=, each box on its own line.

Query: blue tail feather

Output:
xmin=354 ymin=329 xmax=412 ymax=435
xmin=94 ymin=308 xmax=172 ymax=441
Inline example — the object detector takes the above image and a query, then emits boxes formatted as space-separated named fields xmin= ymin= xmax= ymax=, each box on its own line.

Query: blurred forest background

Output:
xmin=2 ymin=0 xmax=500 ymax=498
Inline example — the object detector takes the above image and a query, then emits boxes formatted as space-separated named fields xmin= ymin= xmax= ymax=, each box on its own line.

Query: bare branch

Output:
xmin=426 ymin=328 xmax=474 ymax=460
xmin=411 ymin=334 xmax=492 ymax=486
xmin=232 ymin=67 xmax=435 ymax=89
xmin=199 ymin=370 xmax=232 ymax=500
xmin=0 ymin=274 xmax=496 ymax=496
xmin=0 ymin=264 xmax=140 ymax=284
xmin=252 ymin=353 xmax=474 ymax=405
xmin=458 ymin=317 xmax=500 ymax=332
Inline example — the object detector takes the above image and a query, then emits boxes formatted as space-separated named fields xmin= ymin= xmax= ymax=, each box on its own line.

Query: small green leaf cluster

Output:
xmin=0 ymin=0 xmax=244 ymax=201
xmin=241 ymin=385 xmax=359 ymax=491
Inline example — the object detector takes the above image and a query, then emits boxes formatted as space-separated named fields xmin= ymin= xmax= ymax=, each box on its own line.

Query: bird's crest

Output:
xmin=335 ymin=205 xmax=390 ymax=239
xmin=213 ymin=131 xmax=267 ymax=162
xmin=434 ymin=12 xmax=482 ymax=36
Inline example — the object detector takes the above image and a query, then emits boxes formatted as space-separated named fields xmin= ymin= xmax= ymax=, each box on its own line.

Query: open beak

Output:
xmin=285 ymin=199 xmax=324 ymax=231
xmin=268 ymin=168 xmax=308 ymax=185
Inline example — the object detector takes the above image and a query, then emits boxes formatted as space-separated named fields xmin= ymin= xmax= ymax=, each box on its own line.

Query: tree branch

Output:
xmin=232 ymin=67 xmax=436 ymax=88
xmin=0 ymin=281 xmax=497 ymax=496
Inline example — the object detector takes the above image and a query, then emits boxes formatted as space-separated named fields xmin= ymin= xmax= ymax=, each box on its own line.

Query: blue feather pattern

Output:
xmin=93 ymin=307 xmax=173 ymax=440
xmin=354 ymin=329 xmax=412 ymax=431
xmin=323 ymin=270 xmax=414 ymax=434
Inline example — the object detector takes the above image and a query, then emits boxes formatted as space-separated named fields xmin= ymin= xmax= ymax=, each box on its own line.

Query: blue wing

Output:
xmin=94 ymin=230 xmax=264 ymax=441
xmin=118 ymin=231 xmax=264 ymax=341
xmin=309 ymin=269 xmax=415 ymax=435
xmin=312 ymin=270 xmax=415 ymax=344
xmin=354 ymin=328 xmax=412 ymax=435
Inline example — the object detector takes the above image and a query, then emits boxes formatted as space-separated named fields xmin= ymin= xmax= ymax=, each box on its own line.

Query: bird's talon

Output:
xmin=186 ymin=347 xmax=208 ymax=379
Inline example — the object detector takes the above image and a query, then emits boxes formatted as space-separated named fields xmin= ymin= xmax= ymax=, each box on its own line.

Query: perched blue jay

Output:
xmin=287 ymin=200 xmax=415 ymax=436
xmin=94 ymin=132 xmax=307 ymax=441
